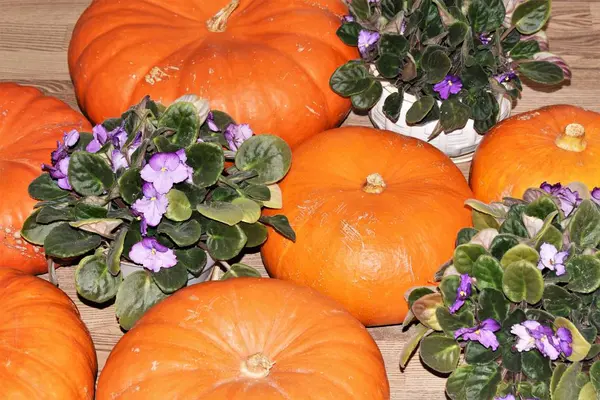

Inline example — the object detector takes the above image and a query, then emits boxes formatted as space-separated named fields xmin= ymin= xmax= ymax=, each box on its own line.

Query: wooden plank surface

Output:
xmin=1 ymin=1 xmax=599 ymax=398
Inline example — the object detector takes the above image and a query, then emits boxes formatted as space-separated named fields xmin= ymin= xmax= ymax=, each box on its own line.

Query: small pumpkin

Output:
xmin=96 ymin=278 xmax=390 ymax=399
xmin=68 ymin=0 xmax=357 ymax=148
xmin=0 ymin=268 xmax=97 ymax=399
xmin=0 ymin=83 xmax=91 ymax=274
xmin=261 ymin=127 xmax=473 ymax=326
xmin=470 ymin=105 xmax=600 ymax=203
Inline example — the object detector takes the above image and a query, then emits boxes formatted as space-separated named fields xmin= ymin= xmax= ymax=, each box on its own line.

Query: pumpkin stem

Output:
xmin=555 ymin=123 xmax=587 ymax=152
xmin=363 ymin=173 xmax=386 ymax=194
xmin=240 ymin=353 xmax=274 ymax=379
xmin=206 ymin=0 xmax=240 ymax=33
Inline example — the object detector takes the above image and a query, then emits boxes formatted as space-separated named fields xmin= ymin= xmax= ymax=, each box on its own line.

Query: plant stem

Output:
xmin=47 ymin=258 xmax=58 ymax=286
xmin=500 ymin=25 xmax=515 ymax=42
xmin=219 ymin=260 xmax=232 ymax=271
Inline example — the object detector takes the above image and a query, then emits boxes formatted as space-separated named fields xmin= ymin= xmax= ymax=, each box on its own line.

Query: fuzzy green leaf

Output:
xmin=235 ymin=135 xmax=292 ymax=185
xmin=28 ymin=174 xmax=69 ymax=201
xmin=68 ymin=151 xmax=115 ymax=196
xmin=420 ymin=333 xmax=460 ymax=373
xmin=512 ymin=0 xmax=551 ymax=34
xmin=75 ymin=254 xmax=121 ymax=303
xmin=115 ymin=271 xmax=168 ymax=330
xmin=502 ymin=260 xmax=544 ymax=304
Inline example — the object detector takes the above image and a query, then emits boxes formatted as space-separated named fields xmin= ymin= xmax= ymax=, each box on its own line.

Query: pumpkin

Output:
xmin=470 ymin=105 xmax=600 ymax=203
xmin=68 ymin=0 xmax=357 ymax=148
xmin=0 ymin=268 xmax=97 ymax=398
xmin=96 ymin=278 xmax=390 ymax=399
xmin=0 ymin=83 xmax=91 ymax=275
xmin=261 ymin=127 xmax=473 ymax=326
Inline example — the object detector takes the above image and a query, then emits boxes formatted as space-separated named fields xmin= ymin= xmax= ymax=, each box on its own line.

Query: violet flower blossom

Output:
xmin=592 ymin=187 xmax=600 ymax=205
xmin=224 ymin=123 xmax=253 ymax=152
xmin=86 ymin=123 xmax=127 ymax=153
xmin=433 ymin=75 xmax=463 ymax=100
xmin=495 ymin=70 xmax=518 ymax=83
xmin=140 ymin=152 xmax=191 ymax=194
xmin=175 ymin=148 xmax=194 ymax=183
xmin=342 ymin=15 xmax=355 ymax=23
xmin=495 ymin=395 xmax=516 ymax=400
xmin=51 ymin=129 xmax=80 ymax=164
xmin=510 ymin=320 xmax=573 ymax=360
xmin=540 ymin=182 xmax=582 ymax=216
xmin=206 ymin=111 xmax=219 ymax=132
xmin=131 ymin=183 xmax=169 ymax=227
xmin=449 ymin=274 xmax=471 ymax=314
xmin=538 ymin=243 xmax=568 ymax=276
xmin=554 ymin=327 xmax=573 ymax=357
xmin=131 ymin=209 xmax=148 ymax=236
xmin=129 ymin=237 xmax=177 ymax=272
xmin=42 ymin=157 xmax=71 ymax=190
xmin=110 ymin=132 xmax=142 ymax=172
xmin=357 ymin=30 xmax=380 ymax=59
xmin=479 ymin=33 xmax=493 ymax=45
xmin=454 ymin=319 xmax=501 ymax=351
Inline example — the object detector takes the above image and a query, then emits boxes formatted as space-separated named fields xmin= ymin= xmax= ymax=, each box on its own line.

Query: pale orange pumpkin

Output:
xmin=0 ymin=268 xmax=97 ymax=399
xmin=470 ymin=105 xmax=600 ymax=203
xmin=96 ymin=277 xmax=390 ymax=399
xmin=68 ymin=0 xmax=357 ymax=148
xmin=261 ymin=127 xmax=473 ymax=326
xmin=0 ymin=83 xmax=91 ymax=275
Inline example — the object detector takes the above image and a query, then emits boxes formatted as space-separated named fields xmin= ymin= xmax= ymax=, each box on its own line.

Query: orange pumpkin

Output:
xmin=68 ymin=0 xmax=357 ymax=148
xmin=261 ymin=127 xmax=473 ymax=326
xmin=0 ymin=268 xmax=97 ymax=398
xmin=0 ymin=83 xmax=91 ymax=275
xmin=470 ymin=105 xmax=600 ymax=203
xmin=96 ymin=278 xmax=390 ymax=399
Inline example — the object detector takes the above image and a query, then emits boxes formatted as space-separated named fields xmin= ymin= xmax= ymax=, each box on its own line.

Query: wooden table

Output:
xmin=2 ymin=1 xmax=600 ymax=398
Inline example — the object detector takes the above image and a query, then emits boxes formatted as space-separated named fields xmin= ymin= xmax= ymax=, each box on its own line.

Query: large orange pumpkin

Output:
xmin=261 ymin=127 xmax=473 ymax=326
xmin=97 ymin=278 xmax=390 ymax=399
xmin=470 ymin=105 xmax=600 ymax=203
xmin=0 ymin=268 xmax=97 ymax=398
xmin=68 ymin=0 xmax=357 ymax=148
xmin=0 ymin=83 xmax=91 ymax=275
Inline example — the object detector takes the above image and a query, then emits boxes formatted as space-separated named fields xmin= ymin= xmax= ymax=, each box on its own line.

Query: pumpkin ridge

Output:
xmin=0 ymin=86 xmax=41 ymax=132
xmin=0 ymin=367 xmax=40 ymax=397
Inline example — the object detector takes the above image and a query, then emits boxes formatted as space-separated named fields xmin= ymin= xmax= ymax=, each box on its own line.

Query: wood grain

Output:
xmin=1 ymin=1 xmax=599 ymax=398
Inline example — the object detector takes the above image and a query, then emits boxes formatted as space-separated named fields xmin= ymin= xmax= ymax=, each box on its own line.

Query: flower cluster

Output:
xmin=400 ymin=181 xmax=600 ymax=400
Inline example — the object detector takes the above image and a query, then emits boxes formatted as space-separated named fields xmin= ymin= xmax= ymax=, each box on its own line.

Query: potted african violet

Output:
xmin=330 ymin=0 xmax=571 ymax=159
xmin=20 ymin=95 xmax=295 ymax=330
xmin=400 ymin=181 xmax=600 ymax=399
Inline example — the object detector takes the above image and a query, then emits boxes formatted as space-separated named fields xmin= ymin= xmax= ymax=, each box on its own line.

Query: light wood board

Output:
xmin=1 ymin=0 xmax=600 ymax=398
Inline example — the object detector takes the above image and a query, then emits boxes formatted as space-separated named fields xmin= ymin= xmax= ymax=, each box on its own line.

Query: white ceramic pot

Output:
xmin=120 ymin=253 xmax=216 ymax=285
xmin=369 ymin=81 xmax=512 ymax=161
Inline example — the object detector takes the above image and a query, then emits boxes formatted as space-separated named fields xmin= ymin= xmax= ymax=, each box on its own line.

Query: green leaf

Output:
xmin=499 ymin=205 xmax=528 ymax=237
xmin=382 ymin=91 xmax=404 ymax=123
xmin=579 ymin=382 xmax=598 ymax=400
xmin=380 ymin=34 xmax=409 ymax=57
xmin=115 ymin=271 xmax=168 ymax=330
xmin=153 ymin=135 xmax=182 ymax=153
xmin=512 ymin=0 xmax=551 ymax=34
xmin=412 ymin=293 xmax=444 ymax=331
xmin=543 ymin=285 xmax=582 ymax=317
xmin=28 ymin=174 xmax=69 ymax=201
xmin=502 ymin=344 xmax=522 ymax=373
xmin=448 ymin=22 xmax=469 ymax=47
xmin=186 ymin=142 xmax=225 ymax=188
xmin=464 ymin=92 xmax=495 ymax=121
xmin=454 ymin=243 xmax=488 ymax=274
xmin=465 ymin=340 xmax=500 ymax=365
xmin=242 ymin=184 xmax=270 ymax=202
xmin=68 ymin=151 xmax=115 ymax=196
xmin=106 ymin=227 xmax=127 ymax=275
xmin=489 ymin=234 xmax=520 ymax=260
xmin=158 ymin=101 xmax=200 ymax=147
xmin=197 ymin=201 xmax=243 ymax=226
xmin=204 ymin=220 xmax=247 ymax=260
xmin=554 ymin=362 xmax=582 ymax=400
xmin=164 ymin=189 xmax=192 ymax=222
xmin=75 ymin=254 xmax=121 ymax=303
xmin=510 ymin=40 xmax=541 ymax=60
xmin=440 ymin=99 xmax=470 ymax=133
xmin=123 ymin=221 xmax=142 ymax=261
xmin=399 ymin=323 xmax=430 ymax=369
xmin=348 ymin=0 xmax=371 ymax=20
xmin=420 ymin=333 xmax=460 ymax=373
xmin=457 ymin=228 xmax=479 ymax=246
xmin=502 ymin=260 xmax=544 ymax=304
xmin=69 ymin=218 xmax=122 ymax=238
xmin=473 ymin=209 xmax=501 ymax=230
xmin=521 ymin=349 xmax=552 ymax=381
xmin=221 ymin=263 xmax=262 ymax=280
xmin=590 ymin=361 xmax=600 ymax=394
xmin=554 ymin=318 xmax=592 ymax=362
xmin=526 ymin=309 xmax=556 ymax=323
xmin=43 ymin=223 xmax=102 ymax=258
xmin=36 ymin=206 xmax=73 ymax=224
xmin=336 ymin=22 xmax=362 ymax=46
xmin=260 ymin=215 xmax=296 ymax=242
xmin=422 ymin=51 xmax=452 ymax=84
xmin=535 ymin=223 xmax=563 ymax=250
xmin=175 ymin=183 xmax=207 ymax=208
xmin=501 ymin=244 xmax=540 ymax=268
xmin=157 ymin=219 xmax=201 ymax=247
xmin=330 ymin=62 xmax=372 ymax=96
xmin=440 ymin=275 xmax=460 ymax=307
xmin=436 ymin=307 xmax=475 ymax=336
xmin=566 ymin=255 xmax=600 ymax=294
xmin=406 ymin=96 xmax=436 ymax=124
xmin=376 ymin=54 xmax=403 ymax=79
xmin=518 ymin=61 xmax=564 ymax=85
xmin=118 ymin=167 xmax=142 ymax=204
xmin=461 ymin=65 xmax=489 ymax=89
xmin=478 ymin=288 xmax=509 ymax=321
xmin=151 ymin=262 xmax=188 ymax=294
xmin=239 ymin=222 xmax=268 ymax=247
xmin=468 ymin=0 xmax=505 ymax=32
xmin=351 ymin=80 xmax=383 ymax=110
xmin=525 ymin=195 xmax=559 ymax=220
xmin=235 ymin=135 xmax=292 ymax=185
xmin=570 ymin=199 xmax=600 ymax=248
xmin=446 ymin=364 xmax=501 ymax=400
xmin=20 ymin=210 xmax=63 ymax=245
xmin=73 ymin=203 xmax=108 ymax=219
xmin=230 ymin=197 xmax=261 ymax=224
xmin=473 ymin=98 xmax=499 ymax=134
xmin=552 ymin=363 xmax=569 ymax=396
xmin=174 ymin=247 xmax=207 ymax=277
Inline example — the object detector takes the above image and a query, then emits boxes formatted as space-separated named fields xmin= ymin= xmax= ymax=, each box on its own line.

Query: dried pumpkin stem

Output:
xmin=363 ymin=173 xmax=386 ymax=194
xmin=206 ymin=0 xmax=240 ymax=33
xmin=555 ymin=123 xmax=587 ymax=152
xmin=240 ymin=353 xmax=274 ymax=379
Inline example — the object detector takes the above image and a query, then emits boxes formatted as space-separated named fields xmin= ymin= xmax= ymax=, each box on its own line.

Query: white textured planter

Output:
xmin=120 ymin=254 xmax=216 ymax=285
xmin=369 ymin=82 xmax=512 ymax=161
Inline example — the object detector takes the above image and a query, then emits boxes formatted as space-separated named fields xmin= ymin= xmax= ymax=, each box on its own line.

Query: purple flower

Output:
xmin=131 ymin=209 xmax=148 ymax=236
xmin=224 ymin=123 xmax=253 ymax=152
xmin=342 ymin=15 xmax=355 ymax=23
xmin=511 ymin=320 xmax=562 ymax=360
xmin=538 ymin=243 xmax=568 ymax=276
xmin=129 ymin=237 xmax=177 ymax=273
xmin=555 ymin=327 xmax=573 ymax=357
xmin=175 ymin=148 xmax=194 ymax=183
xmin=479 ymin=33 xmax=493 ymax=45
xmin=51 ymin=129 xmax=80 ymax=164
xmin=110 ymin=132 xmax=142 ymax=172
xmin=131 ymin=183 xmax=169 ymax=226
xmin=592 ymin=187 xmax=600 ymax=205
xmin=449 ymin=274 xmax=471 ymax=314
xmin=42 ymin=157 xmax=71 ymax=190
xmin=357 ymin=29 xmax=380 ymax=58
xmin=495 ymin=395 xmax=516 ymax=400
xmin=140 ymin=152 xmax=191 ymax=194
xmin=86 ymin=123 xmax=128 ymax=153
xmin=541 ymin=182 xmax=582 ymax=216
xmin=495 ymin=70 xmax=518 ymax=83
xmin=455 ymin=319 xmax=501 ymax=351
xmin=511 ymin=320 xmax=541 ymax=352
xmin=110 ymin=125 xmax=128 ymax=148
xmin=433 ymin=75 xmax=463 ymax=100
xmin=206 ymin=111 xmax=219 ymax=132
xmin=540 ymin=181 xmax=562 ymax=194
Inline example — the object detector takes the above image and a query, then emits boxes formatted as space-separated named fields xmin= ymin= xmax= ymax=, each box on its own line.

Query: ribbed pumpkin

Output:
xmin=0 ymin=268 xmax=97 ymax=399
xmin=68 ymin=0 xmax=357 ymax=148
xmin=470 ymin=105 xmax=600 ymax=203
xmin=261 ymin=127 xmax=473 ymax=326
xmin=96 ymin=278 xmax=390 ymax=399
xmin=0 ymin=83 xmax=91 ymax=275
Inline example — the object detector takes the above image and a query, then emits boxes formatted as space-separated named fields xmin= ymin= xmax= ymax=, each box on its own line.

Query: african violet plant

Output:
xmin=20 ymin=95 xmax=295 ymax=330
xmin=400 ymin=182 xmax=600 ymax=400
xmin=330 ymin=0 xmax=571 ymax=140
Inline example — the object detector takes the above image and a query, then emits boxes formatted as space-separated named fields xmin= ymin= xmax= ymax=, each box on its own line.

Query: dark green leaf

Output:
xmin=174 ymin=183 xmax=207 ymax=208
xmin=406 ymin=96 xmax=436 ymax=124
xmin=260 ymin=215 xmax=296 ymax=242
xmin=73 ymin=203 xmax=108 ymax=219
xmin=165 ymin=189 xmax=192 ymax=222
xmin=569 ymin=199 xmax=600 ymax=248
xmin=348 ymin=0 xmax=371 ymax=20
xmin=590 ymin=361 xmax=600 ymax=394
xmin=499 ymin=204 xmax=528 ymax=237
xmin=436 ymin=307 xmax=475 ymax=336
xmin=158 ymin=101 xmax=200 ymax=147
xmin=440 ymin=98 xmax=470 ymax=133
xmin=519 ymin=61 xmax=564 ymax=85
xmin=473 ymin=255 xmax=504 ymax=291
xmin=204 ymin=220 xmax=247 ymax=260
xmin=468 ymin=0 xmax=505 ymax=32
xmin=221 ymin=263 xmax=262 ymax=280
xmin=379 ymin=34 xmax=409 ymax=57
xmin=152 ymin=135 xmax=182 ymax=153
xmin=36 ymin=206 xmax=73 ymax=224
xmin=407 ymin=287 xmax=435 ymax=308
xmin=197 ymin=201 xmax=243 ymax=226
xmin=75 ymin=254 xmax=121 ymax=303
xmin=521 ymin=349 xmax=552 ymax=381
xmin=440 ymin=275 xmax=460 ymax=307
xmin=461 ymin=65 xmax=489 ymax=89
xmin=336 ymin=22 xmax=362 ymax=46
xmin=186 ymin=142 xmax=225 ymax=188
xmin=502 ymin=344 xmax=522 ymax=373
xmin=551 ymin=363 xmax=569 ymax=396
xmin=157 ymin=219 xmax=201 ymax=247
xmin=478 ymin=288 xmax=509 ymax=321
xmin=383 ymin=91 xmax=404 ymax=123
xmin=473 ymin=100 xmax=499 ymax=134
xmin=420 ymin=333 xmax=460 ymax=373
xmin=553 ymin=362 xmax=582 ymax=400
xmin=473 ymin=209 xmax=500 ymax=230
xmin=463 ymin=92 xmax=495 ymax=121
xmin=330 ymin=62 xmax=372 ymax=96
xmin=423 ymin=51 xmax=452 ymax=84
xmin=465 ymin=340 xmax=500 ymax=365
xmin=151 ymin=262 xmax=188 ymax=294
xmin=106 ymin=227 xmax=127 ymax=275
xmin=118 ymin=167 xmax=142 ymax=204
xmin=242 ymin=184 xmax=270 ymax=202
xmin=174 ymin=247 xmax=208 ymax=277
xmin=115 ymin=271 xmax=168 ymax=330
xmin=239 ymin=222 xmax=268 ymax=247
xmin=512 ymin=0 xmax=551 ymax=34
xmin=489 ymin=234 xmax=520 ymax=260
xmin=456 ymin=228 xmax=478 ymax=245
xmin=446 ymin=363 xmax=501 ymax=400
xmin=123 ymin=221 xmax=142 ymax=261
xmin=543 ymin=285 xmax=582 ymax=317
xmin=20 ymin=211 xmax=67 ymax=246
xmin=376 ymin=54 xmax=403 ymax=79
xmin=68 ymin=151 xmax=115 ymax=196
xmin=28 ymin=174 xmax=69 ymax=201
xmin=535 ymin=224 xmax=563 ymax=250
xmin=351 ymin=80 xmax=383 ymax=110
xmin=448 ymin=22 xmax=469 ymax=47
xmin=525 ymin=195 xmax=559 ymax=220
xmin=453 ymin=243 xmax=488 ymax=274
xmin=43 ymin=223 xmax=102 ymax=258
xmin=566 ymin=255 xmax=600 ymax=294
xmin=502 ymin=260 xmax=544 ymax=304
xmin=526 ymin=309 xmax=556 ymax=324
xmin=235 ymin=135 xmax=292 ymax=185
xmin=510 ymin=40 xmax=541 ymax=60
